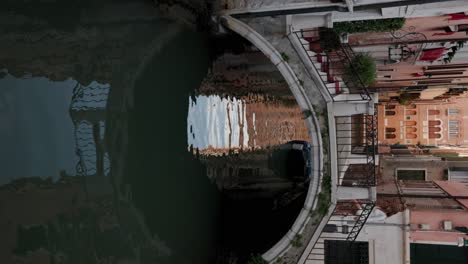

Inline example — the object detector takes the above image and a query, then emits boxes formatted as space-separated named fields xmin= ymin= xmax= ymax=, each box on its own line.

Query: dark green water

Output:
xmin=125 ymin=29 xmax=221 ymax=264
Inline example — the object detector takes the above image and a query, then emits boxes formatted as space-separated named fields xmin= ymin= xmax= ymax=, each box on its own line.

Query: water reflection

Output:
xmin=0 ymin=74 xmax=112 ymax=181
xmin=0 ymin=73 xmax=76 ymax=183
xmin=70 ymin=81 xmax=111 ymax=177
xmin=188 ymin=95 xmax=249 ymax=153
xmin=187 ymin=50 xmax=311 ymax=262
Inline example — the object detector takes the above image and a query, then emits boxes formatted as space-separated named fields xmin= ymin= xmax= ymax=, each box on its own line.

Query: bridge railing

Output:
xmin=293 ymin=28 xmax=374 ymax=102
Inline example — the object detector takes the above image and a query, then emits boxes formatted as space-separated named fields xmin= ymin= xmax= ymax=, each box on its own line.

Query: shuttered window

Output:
xmin=448 ymin=120 xmax=460 ymax=138
xmin=448 ymin=109 xmax=459 ymax=115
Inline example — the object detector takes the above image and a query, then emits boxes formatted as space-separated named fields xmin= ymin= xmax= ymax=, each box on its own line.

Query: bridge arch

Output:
xmin=221 ymin=15 xmax=325 ymax=262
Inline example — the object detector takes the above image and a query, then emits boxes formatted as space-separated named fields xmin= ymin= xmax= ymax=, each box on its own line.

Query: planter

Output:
xmin=309 ymin=40 xmax=322 ymax=52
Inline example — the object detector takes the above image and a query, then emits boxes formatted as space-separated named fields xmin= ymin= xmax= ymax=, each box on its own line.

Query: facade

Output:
xmin=378 ymin=154 xmax=468 ymax=188
xmin=377 ymin=96 xmax=468 ymax=147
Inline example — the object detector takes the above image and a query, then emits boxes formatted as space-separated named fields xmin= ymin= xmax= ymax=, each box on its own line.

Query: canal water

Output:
xmin=0 ymin=2 xmax=309 ymax=264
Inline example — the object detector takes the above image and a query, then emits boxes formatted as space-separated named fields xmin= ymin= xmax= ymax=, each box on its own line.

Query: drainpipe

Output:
xmin=231 ymin=0 xmax=460 ymax=19
xmin=403 ymin=208 xmax=411 ymax=264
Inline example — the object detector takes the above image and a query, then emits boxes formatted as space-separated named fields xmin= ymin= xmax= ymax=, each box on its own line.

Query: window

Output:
xmin=428 ymin=120 xmax=441 ymax=126
xmin=411 ymin=244 xmax=468 ymax=264
xmin=448 ymin=109 xmax=460 ymax=115
xmin=325 ymin=241 xmax=369 ymax=264
xmin=385 ymin=110 xmax=396 ymax=116
xmin=377 ymin=75 xmax=392 ymax=79
xmin=406 ymin=116 xmax=411 ymax=120
xmin=448 ymin=120 xmax=460 ymax=138
xmin=397 ymin=170 xmax=425 ymax=180
xmin=428 ymin=109 xmax=440 ymax=115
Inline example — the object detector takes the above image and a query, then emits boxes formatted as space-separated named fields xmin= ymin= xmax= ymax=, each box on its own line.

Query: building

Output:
xmin=345 ymin=14 xmax=468 ymax=101
xmin=302 ymin=153 xmax=468 ymax=264
xmin=378 ymin=154 xmax=468 ymax=183
xmin=308 ymin=182 xmax=468 ymax=264
xmin=377 ymin=96 xmax=468 ymax=148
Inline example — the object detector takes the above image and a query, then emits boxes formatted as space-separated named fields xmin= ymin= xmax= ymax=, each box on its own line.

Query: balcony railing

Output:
xmin=335 ymin=112 xmax=377 ymax=187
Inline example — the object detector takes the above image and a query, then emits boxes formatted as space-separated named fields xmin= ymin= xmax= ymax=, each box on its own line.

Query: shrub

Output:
xmin=398 ymin=92 xmax=416 ymax=105
xmin=390 ymin=143 xmax=408 ymax=149
xmin=399 ymin=96 xmax=410 ymax=106
xmin=316 ymin=175 xmax=331 ymax=216
xmin=275 ymin=256 xmax=284 ymax=264
xmin=333 ymin=18 xmax=405 ymax=34
xmin=291 ymin=234 xmax=303 ymax=248
xmin=247 ymin=254 xmax=268 ymax=264
xmin=280 ymin=52 xmax=289 ymax=62
xmin=302 ymin=109 xmax=313 ymax=119
xmin=344 ymin=53 xmax=376 ymax=87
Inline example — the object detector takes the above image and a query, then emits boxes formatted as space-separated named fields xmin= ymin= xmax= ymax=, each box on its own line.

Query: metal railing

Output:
xmin=346 ymin=201 xmax=375 ymax=242
xmin=293 ymin=28 xmax=373 ymax=102
xmin=335 ymin=112 xmax=377 ymax=187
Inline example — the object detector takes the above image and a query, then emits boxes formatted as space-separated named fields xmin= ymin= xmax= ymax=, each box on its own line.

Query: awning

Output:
xmin=411 ymin=72 xmax=424 ymax=77
xmin=432 ymin=32 xmax=456 ymax=36
xmin=419 ymin=48 xmax=446 ymax=61
xmin=448 ymin=13 xmax=468 ymax=21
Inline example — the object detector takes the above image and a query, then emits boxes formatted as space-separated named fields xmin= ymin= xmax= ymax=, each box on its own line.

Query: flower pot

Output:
xmin=309 ymin=40 xmax=322 ymax=52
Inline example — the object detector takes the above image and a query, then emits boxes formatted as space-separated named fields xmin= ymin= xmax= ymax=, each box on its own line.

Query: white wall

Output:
xmin=356 ymin=211 xmax=407 ymax=264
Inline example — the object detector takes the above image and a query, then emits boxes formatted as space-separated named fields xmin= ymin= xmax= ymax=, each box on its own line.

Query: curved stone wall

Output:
xmin=221 ymin=15 xmax=325 ymax=263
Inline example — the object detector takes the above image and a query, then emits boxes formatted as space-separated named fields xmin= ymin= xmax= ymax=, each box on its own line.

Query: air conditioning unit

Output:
xmin=443 ymin=220 xmax=453 ymax=231
xmin=419 ymin=224 xmax=431 ymax=230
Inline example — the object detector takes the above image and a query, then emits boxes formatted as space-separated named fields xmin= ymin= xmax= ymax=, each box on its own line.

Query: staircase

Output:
xmin=293 ymin=29 xmax=374 ymax=103
xmin=297 ymin=35 xmax=348 ymax=98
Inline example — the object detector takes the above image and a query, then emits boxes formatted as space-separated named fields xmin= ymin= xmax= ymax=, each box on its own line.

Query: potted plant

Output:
xmin=308 ymin=38 xmax=322 ymax=52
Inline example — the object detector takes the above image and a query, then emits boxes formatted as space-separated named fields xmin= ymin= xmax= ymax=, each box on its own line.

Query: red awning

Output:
xmin=419 ymin=48 xmax=446 ymax=61
xmin=432 ymin=32 xmax=456 ymax=36
xmin=448 ymin=13 xmax=468 ymax=21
